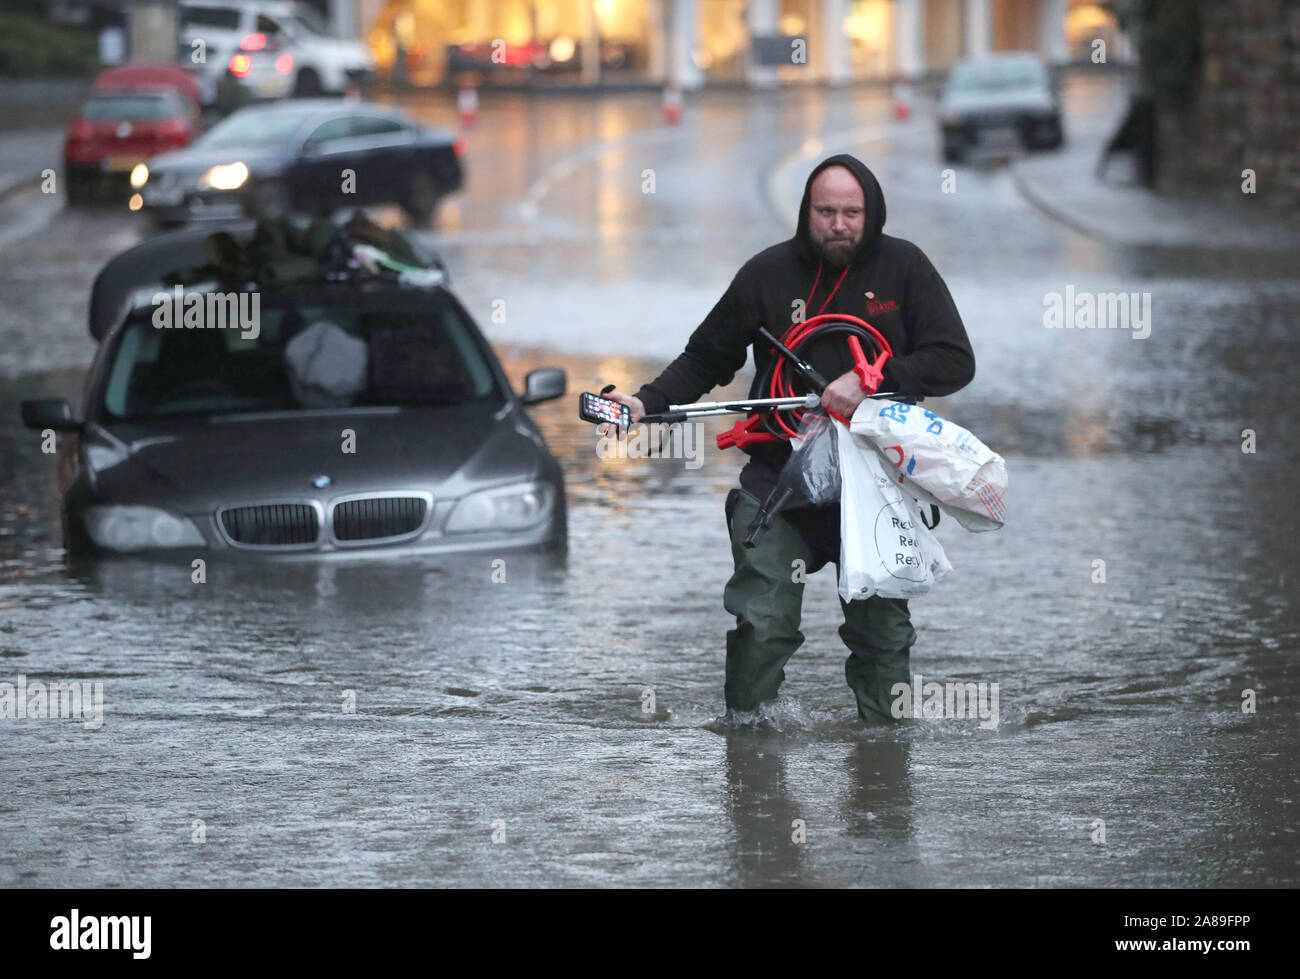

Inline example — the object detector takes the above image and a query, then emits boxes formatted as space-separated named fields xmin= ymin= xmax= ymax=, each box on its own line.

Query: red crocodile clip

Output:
xmin=716 ymin=414 xmax=779 ymax=450
xmin=847 ymin=335 xmax=887 ymax=395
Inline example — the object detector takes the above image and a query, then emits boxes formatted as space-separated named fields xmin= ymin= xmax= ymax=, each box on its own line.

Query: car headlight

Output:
xmin=129 ymin=163 xmax=149 ymax=188
xmin=84 ymin=506 xmax=205 ymax=552
xmin=445 ymin=482 xmax=554 ymax=534
xmin=201 ymin=161 xmax=249 ymax=191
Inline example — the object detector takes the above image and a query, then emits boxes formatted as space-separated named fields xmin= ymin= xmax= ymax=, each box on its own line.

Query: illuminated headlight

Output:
xmin=84 ymin=506 xmax=205 ymax=552
xmin=201 ymin=161 xmax=249 ymax=191
xmin=129 ymin=163 xmax=149 ymax=188
xmin=549 ymin=37 xmax=575 ymax=62
xmin=445 ymin=482 xmax=553 ymax=534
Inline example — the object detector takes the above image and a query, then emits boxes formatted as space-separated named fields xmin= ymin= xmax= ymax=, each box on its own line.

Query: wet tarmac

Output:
xmin=0 ymin=76 xmax=1296 ymax=886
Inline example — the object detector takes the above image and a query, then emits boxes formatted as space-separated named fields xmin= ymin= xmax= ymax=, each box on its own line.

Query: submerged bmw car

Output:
xmin=22 ymin=223 xmax=567 ymax=559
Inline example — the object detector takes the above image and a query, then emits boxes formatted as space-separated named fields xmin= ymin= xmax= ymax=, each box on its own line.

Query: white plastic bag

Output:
xmin=836 ymin=423 xmax=952 ymax=603
xmin=284 ymin=320 xmax=368 ymax=408
xmin=850 ymin=399 xmax=1008 ymax=531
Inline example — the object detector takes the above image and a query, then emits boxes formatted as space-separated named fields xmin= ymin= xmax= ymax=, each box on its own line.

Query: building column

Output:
xmin=1040 ymin=0 xmax=1068 ymax=64
xmin=328 ymin=0 xmax=356 ymax=39
xmin=895 ymin=0 xmax=924 ymax=79
xmin=964 ymin=0 xmax=991 ymax=57
xmin=821 ymin=0 xmax=850 ymax=84
xmin=648 ymin=0 xmax=666 ymax=82
xmin=746 ymin=0 xmax=779 ymax=88
xmin=356 ymin=0 xmax=386 ymax=44
xmin=581 ymin=0 xmax=601 ymax=86
xmin=668 ymin=0 xmax=703 ymax=90
xmin=128 ymin=1 xmax=176 ymax=61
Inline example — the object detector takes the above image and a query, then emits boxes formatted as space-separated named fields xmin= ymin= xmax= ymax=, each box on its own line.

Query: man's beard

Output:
xmin=814 ymin=235 xmax=858 ymax=268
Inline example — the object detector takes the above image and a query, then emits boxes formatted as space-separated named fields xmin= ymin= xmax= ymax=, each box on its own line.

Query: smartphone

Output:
xmin=578 ymin=392 xmax=631 ymax=431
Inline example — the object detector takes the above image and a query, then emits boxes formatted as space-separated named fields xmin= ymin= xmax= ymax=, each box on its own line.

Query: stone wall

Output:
xmin=1156 ymin=0 xmax=1300 ymax=206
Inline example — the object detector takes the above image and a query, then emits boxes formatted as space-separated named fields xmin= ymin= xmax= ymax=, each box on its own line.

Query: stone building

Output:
xmin=341 ymin=0 xmax=1131 ymax=88
xmin=1140 ymin=0 xmax=1299 ymax=206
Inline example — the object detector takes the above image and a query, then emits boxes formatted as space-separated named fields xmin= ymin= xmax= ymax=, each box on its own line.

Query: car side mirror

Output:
xmin=21 ymin=398 xmax=82 ymax=432
xmin=521 ymin=368 xmax=566 ymax=405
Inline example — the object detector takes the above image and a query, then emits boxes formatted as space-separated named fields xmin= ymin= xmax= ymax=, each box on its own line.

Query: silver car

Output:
xmin=22 ymin=224 xmax=567 ymax=560
xmin=939 ymin=52 xmax=1064 ymax=163
xmin=179 ymin=0 xmax=375 ymax=102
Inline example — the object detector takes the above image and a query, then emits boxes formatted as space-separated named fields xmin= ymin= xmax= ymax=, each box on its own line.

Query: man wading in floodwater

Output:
xmin=602 ymin=154 xmax=975 ymax=723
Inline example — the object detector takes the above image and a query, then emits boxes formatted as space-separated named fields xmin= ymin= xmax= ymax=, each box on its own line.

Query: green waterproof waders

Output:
xmin=723 ymin=488 xmax=915 ymax=723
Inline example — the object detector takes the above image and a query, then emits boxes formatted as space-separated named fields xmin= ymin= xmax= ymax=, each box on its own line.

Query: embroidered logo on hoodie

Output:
xmin=865 ymin=291 xmax=898 ymax=315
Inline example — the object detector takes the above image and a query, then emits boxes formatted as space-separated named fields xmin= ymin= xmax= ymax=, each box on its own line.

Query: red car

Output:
xmin=64 ymin=64 xmax=203 ymax=203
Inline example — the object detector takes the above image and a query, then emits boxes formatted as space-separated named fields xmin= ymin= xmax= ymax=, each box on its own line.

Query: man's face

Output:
xmin=808 ymin=166 xmax=866 ymax=268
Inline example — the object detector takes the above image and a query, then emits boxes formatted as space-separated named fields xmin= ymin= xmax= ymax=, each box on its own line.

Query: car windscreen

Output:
xmin=195 ymin=106 xmax=309 ymax=149
xmin=81 ymin=94 xmax=177 ymax=121
xmin=287 ymin=7 xmax=333 ymax=37
xmin=947 ymin=62 xmax=1048 ymax=94
xmin=180 ymin=6 xmax=241 ymax=31
xmin=102 ymin=296 xmax=500 ymax=420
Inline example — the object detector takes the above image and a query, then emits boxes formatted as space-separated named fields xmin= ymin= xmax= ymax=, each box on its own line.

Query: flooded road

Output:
xmin=1 ymin=76 xmax=1297 ymax=887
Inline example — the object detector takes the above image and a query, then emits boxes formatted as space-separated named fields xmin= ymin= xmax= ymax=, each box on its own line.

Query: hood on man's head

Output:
xmin=794 ymin=153 xmax=887 ymax=268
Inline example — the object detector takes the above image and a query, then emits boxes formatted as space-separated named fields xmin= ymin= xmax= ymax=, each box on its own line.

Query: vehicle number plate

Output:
xmin=981 ymin=126 xmax=1019 ymax=147
xmin=145 ymin=187 xmax=184 ymax=205
xmin=103 ymin=155 xmax=145 ymax=173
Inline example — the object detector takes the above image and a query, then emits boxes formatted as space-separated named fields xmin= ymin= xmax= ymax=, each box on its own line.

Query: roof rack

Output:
xmin=89 ymin=216 xmax=449 ymax=341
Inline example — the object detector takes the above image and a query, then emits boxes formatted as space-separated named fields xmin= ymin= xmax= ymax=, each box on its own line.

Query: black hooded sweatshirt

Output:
xmin=633 ymin=153 xmax=975 ymax=500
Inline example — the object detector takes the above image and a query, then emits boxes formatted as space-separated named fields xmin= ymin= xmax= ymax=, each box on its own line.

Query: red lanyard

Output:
xmin=805 ymin=263 xmax=850 ymax=317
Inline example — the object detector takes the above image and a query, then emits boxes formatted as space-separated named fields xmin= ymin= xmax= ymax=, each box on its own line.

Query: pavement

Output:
xmin=1009 ymin=94 xmax=1300 ymax=251
xmin=0 ymin=128 xmax=64 ymax=201
xmin=0 ymin=78 xmax=85 ymax=200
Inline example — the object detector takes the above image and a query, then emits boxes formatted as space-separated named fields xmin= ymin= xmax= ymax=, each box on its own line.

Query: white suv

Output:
xmin=180 ymin=1 xmax=376 ymax=104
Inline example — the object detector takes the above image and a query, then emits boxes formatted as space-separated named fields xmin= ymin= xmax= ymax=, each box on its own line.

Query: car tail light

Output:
xmin=229 ymin=53 xmax=252 ymax=76
xmin=240 ymin=32 xmax=266 ymax=51
xmin=67 ymin=120 xmax=92 ymax=143
xmin=274 ymin=52 xmax=294 ymax=74
xmin=452 ymin=137 xmax=466 ymax=155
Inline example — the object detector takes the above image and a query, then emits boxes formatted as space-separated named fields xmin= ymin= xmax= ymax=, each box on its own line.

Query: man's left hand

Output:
xmin=819 ymin=369 xmax=869 ymax=421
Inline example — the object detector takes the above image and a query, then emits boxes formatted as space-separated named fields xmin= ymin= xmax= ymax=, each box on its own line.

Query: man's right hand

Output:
xmin=596 ymin=390 xmax=646 ymax=438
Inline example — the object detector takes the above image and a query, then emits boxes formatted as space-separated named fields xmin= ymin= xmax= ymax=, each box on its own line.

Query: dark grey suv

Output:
xmin=22 ymin=225 xmax=567 ymax=560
